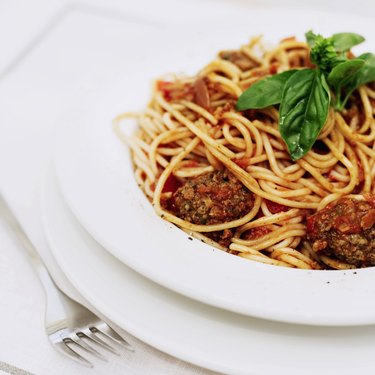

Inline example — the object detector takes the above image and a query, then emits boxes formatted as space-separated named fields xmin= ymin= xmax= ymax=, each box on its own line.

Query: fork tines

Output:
xmin=52 ymin=323 xmax=134 ymax=367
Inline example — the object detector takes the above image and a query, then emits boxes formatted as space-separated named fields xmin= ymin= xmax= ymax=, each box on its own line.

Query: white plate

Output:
xmin=53 ymin=9 xmax=375 ymax=325
xmin=43 ymin=169 xmax=375 ymax=375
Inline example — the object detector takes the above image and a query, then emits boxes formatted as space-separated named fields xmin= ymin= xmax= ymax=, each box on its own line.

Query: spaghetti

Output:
xmin=114 ymin=35 xmax=375 ymax=270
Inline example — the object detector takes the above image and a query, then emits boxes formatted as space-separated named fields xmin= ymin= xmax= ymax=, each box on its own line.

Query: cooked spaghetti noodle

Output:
xmin=114 ymin=35 xmax=375 ymax=270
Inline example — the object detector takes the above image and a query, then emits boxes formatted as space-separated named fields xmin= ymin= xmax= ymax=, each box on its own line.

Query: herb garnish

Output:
xmin=236 ymin=31 xmax=375 ymax=160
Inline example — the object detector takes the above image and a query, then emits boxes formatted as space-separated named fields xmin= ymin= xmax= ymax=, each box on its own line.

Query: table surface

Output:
xmin=1 ymin=1 xmax=375 ymax=374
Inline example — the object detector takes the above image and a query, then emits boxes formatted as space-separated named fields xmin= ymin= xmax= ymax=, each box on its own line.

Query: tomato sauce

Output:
xmin=162 ymin=174 xmax=182 ymax=193
xmin=243 ymin=226 xmax=271 ymax=240
xmin=265 ymin=200 xmax=289 ymax=214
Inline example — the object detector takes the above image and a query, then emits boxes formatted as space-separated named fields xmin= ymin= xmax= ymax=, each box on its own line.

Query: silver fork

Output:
xmin=0 ymin=193 xmax=133 ymax=367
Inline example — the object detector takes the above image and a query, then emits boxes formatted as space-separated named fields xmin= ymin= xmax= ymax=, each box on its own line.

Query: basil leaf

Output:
xmin=337 ymin=53 xmax=375 ymax=110
xmin=349 ymin=53 xmax=375 ymax=87
xmin=279 ymin=69 xmax=330 ymax=161
xmin=331 ymin=32 xmax=365 ymax=52
xmin=327 ymin=59 xmax=365 ymax=89
xmin=236 ymin=70 xmax=297 ymax=110
xmin=305 ymin=30 xmax=318 ymax=48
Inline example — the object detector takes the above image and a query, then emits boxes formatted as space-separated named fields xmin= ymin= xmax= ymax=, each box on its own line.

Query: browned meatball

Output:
xmin=306 ymin=195 xmax=375 ymax=267
xmin=169 ymin=170 xmax=254 ymax=247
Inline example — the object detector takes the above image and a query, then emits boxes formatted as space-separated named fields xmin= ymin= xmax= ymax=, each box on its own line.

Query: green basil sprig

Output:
xmin=236 ymin=30 xmax=375 ymax=160
xmin=306 ymin=31 xmax=342 ymax=73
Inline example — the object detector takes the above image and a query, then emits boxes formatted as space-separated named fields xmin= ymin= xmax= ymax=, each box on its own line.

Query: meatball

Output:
xmin=170 ymin=170 xmax=254 ymax=247
xmin=306 ymin=195 xmax=375 ymax=267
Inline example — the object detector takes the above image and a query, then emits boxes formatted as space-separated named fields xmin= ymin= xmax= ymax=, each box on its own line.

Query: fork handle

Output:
xmin=0 ymin=193 xmax=69 ymax=326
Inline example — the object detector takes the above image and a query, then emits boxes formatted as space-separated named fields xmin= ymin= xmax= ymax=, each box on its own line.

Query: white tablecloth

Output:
xmin=0 ymin=0 xmax=374 ymax=374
